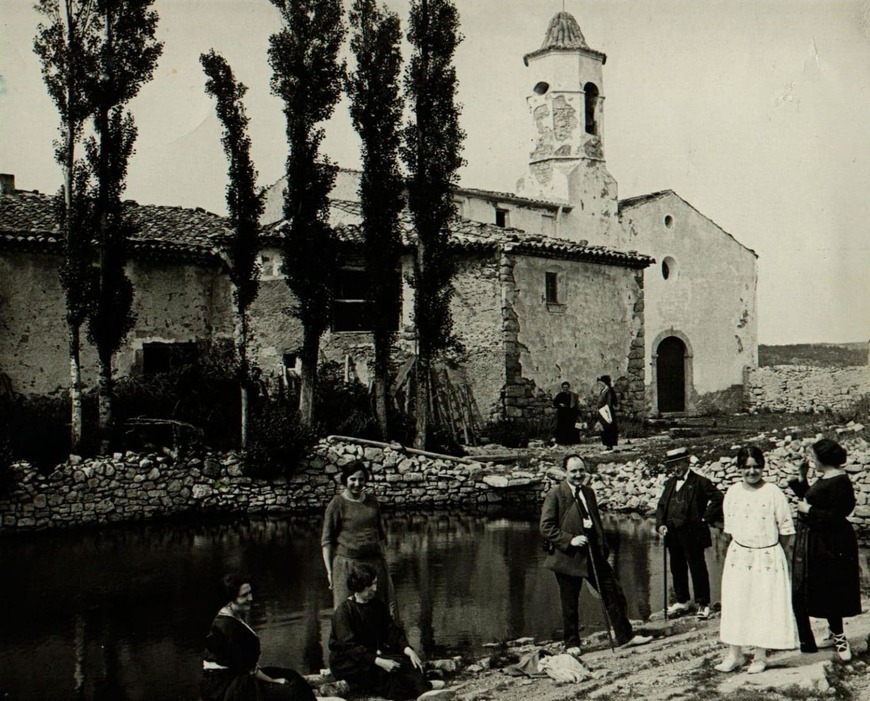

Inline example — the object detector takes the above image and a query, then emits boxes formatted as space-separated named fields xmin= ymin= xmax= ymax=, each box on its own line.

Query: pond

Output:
xmin=1 ymin=511 xmax=867 ymax=700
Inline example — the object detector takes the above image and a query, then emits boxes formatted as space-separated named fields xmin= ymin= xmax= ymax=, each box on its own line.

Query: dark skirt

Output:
xmin=337 ymin=655 xmax=431 ymax=701
xmin=201 ymin=667 xmax=315 ymax=701
xmin=792 ymin=520 xmax=862 ymax=618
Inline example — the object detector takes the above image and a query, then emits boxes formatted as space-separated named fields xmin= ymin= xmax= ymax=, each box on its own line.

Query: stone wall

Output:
xmin=3 ymin=432 xmax=868 ymax=539
xmin=746 ymin=366 xmax=870 ymax=414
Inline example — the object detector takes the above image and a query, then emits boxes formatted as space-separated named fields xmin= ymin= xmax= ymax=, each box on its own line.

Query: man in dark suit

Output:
xmin=654 ymin=447 xmax=724 ymax=620
xmin=540 ymin=454 xmax=652 ymax=650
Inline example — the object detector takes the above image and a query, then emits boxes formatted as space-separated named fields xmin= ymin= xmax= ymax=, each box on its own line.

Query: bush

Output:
xmin=313 ymin=361 xmax=379 ymax=439
xmin=483 ymin=416 xmax=555 ymax=449
xmin=0 ymin=392 xmax=88 ymax=470
xmin=245 ymin=399 xmax=317 ymax=480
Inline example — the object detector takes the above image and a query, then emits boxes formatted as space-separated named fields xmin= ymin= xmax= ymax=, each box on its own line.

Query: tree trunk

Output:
xmin=373 ymin=374 xmax=389 ymax=440
xmin=68 ymin=322 xmax=84 ymax=453
xmin=97 ymin=349 xmax=113 ymax=454
xmin=413 ymin=237 xmax=429 ymax=449
xmin=237 ymin=310 xmax=249 ymax=449
xmin=298 ymin=328 xmax=319 ymax=427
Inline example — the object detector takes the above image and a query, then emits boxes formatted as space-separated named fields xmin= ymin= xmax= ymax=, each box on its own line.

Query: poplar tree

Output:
xmin=200 ymin=50 xmax=264 ymax=449
xmin=34 ymin=0 xmax=101 ymax=452
xmin=85 ymin=0 xmax=162 ymax=450
xmin=268 ymin=0 xmax=345 ymax=427
xmin=401 ymin=0 xmax=465 ymax=449
xmin=346 ymin=0 xmax=404 ymax=439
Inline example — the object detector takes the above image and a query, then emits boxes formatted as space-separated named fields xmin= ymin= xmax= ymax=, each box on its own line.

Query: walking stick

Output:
xmin=586 ymin=538 xmax=616 ymax=653
xmin=663 ymin=535 xmax=669 ymax=622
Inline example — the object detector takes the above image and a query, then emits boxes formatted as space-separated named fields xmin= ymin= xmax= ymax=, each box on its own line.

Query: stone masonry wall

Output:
xmin=746 ymin=366 xmax=870 ymax=413
xmin=2 ymin=432 xmax=868 ymax=539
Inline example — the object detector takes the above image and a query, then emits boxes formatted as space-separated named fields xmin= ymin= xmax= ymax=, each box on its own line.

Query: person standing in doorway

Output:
xmin=553 ymin=381 xmax=579 ymax=445
xmin=654 ymin=447 xmax=724 ymax=620
xmin=596 ymin=376 xmax=618 ymax=451
xmin=540 ymin=454 xmax=652 ymax=651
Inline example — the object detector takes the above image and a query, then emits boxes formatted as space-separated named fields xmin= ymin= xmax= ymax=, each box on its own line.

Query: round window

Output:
xmin=533 ymin=81 xmax=550 ymax=95
xmin=661 ymin=256 xmax=677 ymax=280
xmin=664 ymin=214 xmax=674 ymax=228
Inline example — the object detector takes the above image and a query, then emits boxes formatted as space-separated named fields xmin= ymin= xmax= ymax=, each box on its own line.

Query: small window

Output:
xmin=142 ymin=342 xmax=198 ymax=375
xmin=495 ymin=208 xmax=509 ymax=228
xmin=664 ymin=214 xmax=674 ymax=228
xmin=332 ymin=267 xmax=400 ymax=333
xmin=661 ymin=256 xmax=677 ymax=281
xmin=662 ymin=261 xmax=670 ymax=279
xmin=545 ymin=272 xmax=559 ymax=304
xmin=533 ymin=81 xmax=550 ymax=95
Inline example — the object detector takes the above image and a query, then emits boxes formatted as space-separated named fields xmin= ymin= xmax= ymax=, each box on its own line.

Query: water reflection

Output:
xmin=0 ymin=512 xmax=866 ymax=700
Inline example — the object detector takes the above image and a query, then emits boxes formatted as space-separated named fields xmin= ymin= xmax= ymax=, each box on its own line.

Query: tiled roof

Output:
xmin=0 ymin=189 xmax=231 ymax=261
xmin=266 ymin=199 xmax=653 ymax=268
xmin=524 ymin=11 xmax=607 ymax=66
xmin=1 ymin=189 xmax=652 ymax=269
xmin=456 ymin=186 xmax=570 ymax=211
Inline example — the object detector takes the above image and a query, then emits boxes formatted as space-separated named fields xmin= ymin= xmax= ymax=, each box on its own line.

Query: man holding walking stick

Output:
xmin=540 ymin=454 xmax=653 ymax=652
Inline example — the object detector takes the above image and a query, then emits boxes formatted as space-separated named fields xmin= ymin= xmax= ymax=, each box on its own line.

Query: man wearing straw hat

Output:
xmin=654 ymin=447 xmax=724 ymax=620
xmin=541 ymin=454 xmax=652 ymax=652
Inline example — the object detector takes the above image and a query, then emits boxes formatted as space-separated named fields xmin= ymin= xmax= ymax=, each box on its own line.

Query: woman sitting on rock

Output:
xmin=329 ymin=563 xmax=449 ymax=701
xmin=716 ymin=446 xmax=798 ymax=674
xmin=202 ymin=574 xmax=315 ymax=701
xmin=789 ymin=438 xmax=862 ymax=659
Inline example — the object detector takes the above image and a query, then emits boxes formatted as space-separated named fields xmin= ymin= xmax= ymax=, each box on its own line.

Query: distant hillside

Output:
xmin=759 ymin=342 xmax=868 ymax=367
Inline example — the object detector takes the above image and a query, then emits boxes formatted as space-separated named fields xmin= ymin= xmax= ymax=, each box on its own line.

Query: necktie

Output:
xmin=574 ymin=488 xmax=588 ymax=518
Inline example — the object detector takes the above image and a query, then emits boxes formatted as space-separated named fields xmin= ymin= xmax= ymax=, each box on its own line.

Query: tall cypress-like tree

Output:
xmin=268 ymin=0 xmax=345 ymax=427
xmin=200 ymin=50 xmax=264 ymax=449
xmin=346 ymin=0 xmax=405 ymax=440
xmin=400 ymin=0 xmax=465 ymax=449
xmin=86 ymin=0 xmax=162 ymax=450
xmin=34 ymin=0 xmax=101 ymax=452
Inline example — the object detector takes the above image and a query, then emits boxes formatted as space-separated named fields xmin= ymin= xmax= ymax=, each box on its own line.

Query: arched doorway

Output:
xmin=656 ymin=336 xmax=687 ymax=413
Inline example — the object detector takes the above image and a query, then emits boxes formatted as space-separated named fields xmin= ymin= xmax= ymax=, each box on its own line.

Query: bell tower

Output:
xmin=516 ymin=11 xmax=620 ymax=245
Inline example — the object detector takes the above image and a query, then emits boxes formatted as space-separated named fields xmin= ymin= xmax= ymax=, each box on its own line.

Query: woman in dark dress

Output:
xmin=553 ymin=381 xmax=579 ymax=445
xmin=202 ymin=574 xmax=316 ymax=701
xmin=329 ymin=564 xmax=442 ymax=701
xmin=789 ymin=438 xmax=862 ymax=660
xmin=596 ymin=375 xmax=619 ymax=450
xmin=322 ymin=460 xmax=399 ymax=619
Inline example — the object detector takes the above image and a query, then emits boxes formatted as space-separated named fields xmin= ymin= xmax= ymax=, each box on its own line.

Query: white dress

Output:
xmin=719 ymin=481 xmax=799 ymax=649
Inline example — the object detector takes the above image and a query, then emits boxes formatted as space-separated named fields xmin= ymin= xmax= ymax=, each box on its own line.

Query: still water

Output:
xmin=1 ymin=511 xmax=865 ymax=701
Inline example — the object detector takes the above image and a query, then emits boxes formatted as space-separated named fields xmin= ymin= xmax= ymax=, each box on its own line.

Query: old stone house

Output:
xmin=0 ymin=9 xmax=756 ymax=424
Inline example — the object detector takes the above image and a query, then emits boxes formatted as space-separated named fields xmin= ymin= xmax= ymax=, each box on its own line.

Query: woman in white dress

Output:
xmin=716 ymin=446 xmax=799 ymax=674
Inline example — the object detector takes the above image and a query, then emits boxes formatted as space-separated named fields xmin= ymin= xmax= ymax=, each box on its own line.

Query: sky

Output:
xmin=2 ymin=0 xmax=869 ymax=346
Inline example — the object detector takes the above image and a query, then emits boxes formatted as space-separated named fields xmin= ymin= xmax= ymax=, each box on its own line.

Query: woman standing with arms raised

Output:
xmin=789 ymin=438 xmax=862 ymax=660
xmin=322 ymin=460 xmax=399 ymax=619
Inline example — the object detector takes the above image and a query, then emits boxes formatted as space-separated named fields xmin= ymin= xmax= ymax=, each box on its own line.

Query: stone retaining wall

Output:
xmin=2 ymin=433 xmax=868 ymax=539
xmin=746 ymin=365 xmax=870 ymax=413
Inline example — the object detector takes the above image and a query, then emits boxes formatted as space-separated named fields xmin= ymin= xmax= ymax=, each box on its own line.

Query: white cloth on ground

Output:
xmin=537 ymin=654 xmax=592 ymax=683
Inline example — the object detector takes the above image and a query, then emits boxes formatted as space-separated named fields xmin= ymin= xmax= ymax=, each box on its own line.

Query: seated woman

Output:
xmin=329 ymin=563 xmax=446 ymax=701
xmin=202 ymin=574 xmax=316 ymax=701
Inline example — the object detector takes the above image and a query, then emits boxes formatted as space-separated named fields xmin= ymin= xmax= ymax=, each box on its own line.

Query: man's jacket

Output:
xmin=540 ymin=481 xmax=609 ymax=578
xmin=654 ymin=470 xmax=724 ymax=549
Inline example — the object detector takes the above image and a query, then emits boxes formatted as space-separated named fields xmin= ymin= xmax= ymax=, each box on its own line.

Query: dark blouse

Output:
xmin=328 ymin=597 xmax=409 ymax=679
xmin=204 ymin=615 xmax=260 ymax=674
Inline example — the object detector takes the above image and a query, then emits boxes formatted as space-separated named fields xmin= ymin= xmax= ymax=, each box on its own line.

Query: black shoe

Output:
xmin=800 ymin=642 xmax=819 ymax=653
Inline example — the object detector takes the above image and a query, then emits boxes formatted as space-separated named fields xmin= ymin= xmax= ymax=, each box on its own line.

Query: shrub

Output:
xmin=313 ymin=361 xmax=379 ymax=439
xmin=245 ymin=400 xmax=317 ymax=480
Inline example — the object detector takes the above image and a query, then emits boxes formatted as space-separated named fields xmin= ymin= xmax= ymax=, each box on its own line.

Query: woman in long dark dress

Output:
xmin=321 ymin=460 xmax=399 ymax=619
xmin=329 ymin=564 xmax=443 ymax=701
xmin=596 ymin=375 xmax=619 ymax=450
xmin=789 ymin=438 xmax=862 ymax=660
xmin=553 ymin=381 xmax=579 ymax=445
xmin=202 ymin=574 xmax=316 ymax=701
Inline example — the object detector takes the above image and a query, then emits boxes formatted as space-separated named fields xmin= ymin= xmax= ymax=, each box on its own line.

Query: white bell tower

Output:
xmin=516 ymin=11 xmax=620 ymax=246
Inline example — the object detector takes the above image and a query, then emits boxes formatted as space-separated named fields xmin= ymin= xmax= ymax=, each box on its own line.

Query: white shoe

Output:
xmin=417 ymin=690 xmax=455 ymax=701
xmin=621 ymin=634 xmax=653 ymax=648
xmin=667 ymin=601 xmax=691 ymax=616
xmin=834 ymin=634 xmax=852 ymax=661
xmin=696 ymin=605 xmax=711 ymax=620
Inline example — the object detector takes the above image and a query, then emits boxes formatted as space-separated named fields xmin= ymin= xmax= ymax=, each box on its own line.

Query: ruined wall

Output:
xmin=0 ymin=250 xmax=229 ymax=395
xmin=622 ymin=194 xmax=758 ymax=405
xmin=747 ymin=366 xmax=870 ymax=413
xmin=503 ymin=252 xmax=645 ymax=419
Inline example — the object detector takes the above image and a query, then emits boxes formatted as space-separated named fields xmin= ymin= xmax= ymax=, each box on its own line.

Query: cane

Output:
xmin=586 ymin=537 xmax=616 ymax=654
xmin=662 ymin=534 xmax=669 ymax=622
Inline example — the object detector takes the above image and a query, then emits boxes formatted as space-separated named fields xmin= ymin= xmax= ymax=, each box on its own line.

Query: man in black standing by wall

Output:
xmin=541 ymin=454 xmax=652 ymax=651
xmin=654 ymin=447 xmax=724 ymax=620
